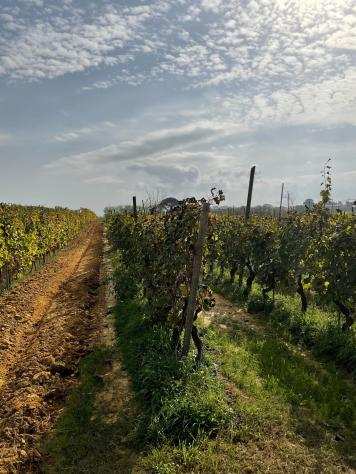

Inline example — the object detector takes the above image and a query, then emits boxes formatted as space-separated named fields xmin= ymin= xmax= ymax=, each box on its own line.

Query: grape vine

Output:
xmin=0 ymin=203 xmax=96 ymax=289
xmin=106 ymin=193 xmax=224 ymax=360
xmin=210 ymin=204 xmax=355 ymax=330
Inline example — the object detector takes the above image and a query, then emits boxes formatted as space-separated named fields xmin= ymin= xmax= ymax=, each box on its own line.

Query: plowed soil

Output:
xmin=0 ymin=224 xmax=103 ymax=473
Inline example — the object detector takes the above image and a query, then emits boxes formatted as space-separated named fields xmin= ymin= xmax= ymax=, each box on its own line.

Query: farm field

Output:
xmin=0 ymin=199 xmax=355 ymax=473
xmin=2 ymin=1 xmax=355 ymax=472
xmin=0 ymin=220 xmax=103 ymax=471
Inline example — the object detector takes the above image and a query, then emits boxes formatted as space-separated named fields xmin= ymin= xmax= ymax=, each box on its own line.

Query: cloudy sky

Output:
xmin=0 ymin=0 xmax=355 ymax=213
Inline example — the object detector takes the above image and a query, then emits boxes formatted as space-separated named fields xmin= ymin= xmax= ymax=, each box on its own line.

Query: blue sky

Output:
xmin=0 ymin=0 xmax=355 ymax=213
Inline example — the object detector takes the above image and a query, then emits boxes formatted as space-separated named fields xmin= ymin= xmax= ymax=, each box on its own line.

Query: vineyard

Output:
xmin=106 ymin=192 xmax=355 ymax=365
xmin=2 ymin=0 xmax=356 ymax=469
xmin=0 ymin=194 xmax=355 ymax=472
xmin=0 ymin=203 xmax=95 ymax=290
xmin=99 ymin=189 xmax=355 ymax=472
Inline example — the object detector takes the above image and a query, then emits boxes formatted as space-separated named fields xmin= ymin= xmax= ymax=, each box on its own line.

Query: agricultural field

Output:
xmin=2 ymin=0 xmax=355 ymax=471
xmin=0 ymin=197 xmax=355 ymax=473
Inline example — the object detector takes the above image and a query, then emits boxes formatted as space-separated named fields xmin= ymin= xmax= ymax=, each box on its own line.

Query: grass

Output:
xmin=211 ymin=274 xmax=356 ymax=373
xmin=45 ymin=271 xmax=356 ymax=473
xmin=44 ymin=347 xmax=137 ymax=473
xmin=115 ymin=292 xmax=355 ymax=473
xmin=115 ymin=299 xmax=232 ymax=446
xmin=136 ymin=324 xmax=355 ymax=472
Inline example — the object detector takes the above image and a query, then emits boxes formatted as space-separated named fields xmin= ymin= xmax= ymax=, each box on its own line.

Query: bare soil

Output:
xmin=90 ymin=236 xmax=137 ymax=471
xmin=201 ymin=293 xmax=264 ymax=334
xmin=0 ymin=224 xmax=103 ymax=473
xmin=95 ymin=238 xmax=135 ymax=424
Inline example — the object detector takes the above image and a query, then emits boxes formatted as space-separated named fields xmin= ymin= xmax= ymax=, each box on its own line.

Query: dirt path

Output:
xmin=95 ymin=238 xmax=135 ymax=428
xmin=40 ymin=234 xmax=137 ymax=474
xmin=201 ymin=293 xmax=264 ymax=334
xmin=90 ymin=236 xmax=137 ymax=472
xmin=0 ymin=224 xmax=103 ymax=473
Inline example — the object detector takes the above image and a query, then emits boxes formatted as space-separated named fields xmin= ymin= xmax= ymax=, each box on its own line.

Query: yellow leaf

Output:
xmin=179 ymin=284 xmax=189 ymax=297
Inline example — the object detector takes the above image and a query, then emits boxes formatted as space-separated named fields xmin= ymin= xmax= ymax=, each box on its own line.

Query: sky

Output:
xmin=0 ymin=0 xmax=355 ymax=214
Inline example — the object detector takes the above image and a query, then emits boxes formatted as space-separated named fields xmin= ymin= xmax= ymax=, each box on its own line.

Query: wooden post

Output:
xmin=245 ymin=165 xmax=256 ymax=221
xmin=278 ymin=183 xmax=284 ymax=221
xmin=133 ymin=196 xmax=137 ymax=218
xmin=181 ymin=202 xmax=210 ymax=358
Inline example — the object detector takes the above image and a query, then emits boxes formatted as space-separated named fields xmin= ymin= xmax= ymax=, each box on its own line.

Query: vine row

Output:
xmin=0 ymin=203 xmax=96 ymax=290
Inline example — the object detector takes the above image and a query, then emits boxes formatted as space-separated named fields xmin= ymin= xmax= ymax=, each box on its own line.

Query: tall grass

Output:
xmin=212 ymin=275 xmax=356 ymax=374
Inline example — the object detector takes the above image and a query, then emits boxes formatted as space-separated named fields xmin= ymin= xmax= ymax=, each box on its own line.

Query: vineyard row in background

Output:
xmin=0 ymin=203 xmax=96 ymax=291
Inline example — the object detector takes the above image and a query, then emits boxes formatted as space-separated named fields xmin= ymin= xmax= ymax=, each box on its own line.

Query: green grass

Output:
xmin=44 ymin=347 xmax=137 ymax=473
xmin=44 ymin=271 xmax=356 ymax=473
xmin=136 ymin=324 xmax=355 ymax=472
xmin=115 ymin=293 xmax=355 ymax=473
xmin=115 ymin=299 xmax=232 ymax=446
xmin=211 ymin=275 xmax=356 ymax=373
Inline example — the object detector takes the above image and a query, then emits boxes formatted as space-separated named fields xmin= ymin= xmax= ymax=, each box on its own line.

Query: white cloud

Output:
xmin=84 ymin=175 xmax=123 ymax=185
xmin=44 ymin=121 xmax=235 ymax=173
xmin=2 ymin=0 xmax=354 ymax=96
xmin=0 ymin=133 xmax=11 ymax=145
xmin=216 ymin=67 xmax=356 ymax=128
xmin=19 ymin=0 xmax=44 ymax=6
xmin=201 ymin=0 xmax=222 ymax=13
xmin=44 ymin=144 xmax=118 ymax=173
xmin=127 ymin=162 xmax=200 ymax=186
xmin=0 ymin=3 xmax=157 ymax=80
xmin=0 ymin=14 xmax=14 ymax=22
xmin=1 ymin=0 xmax=355 ymax=201
xmin=52 ymin=121 xmax=116 ymax=142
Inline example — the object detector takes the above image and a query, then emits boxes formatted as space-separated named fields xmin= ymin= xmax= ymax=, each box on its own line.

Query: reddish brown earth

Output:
xmin=0 ymin=224 xmax=103 ymax=473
